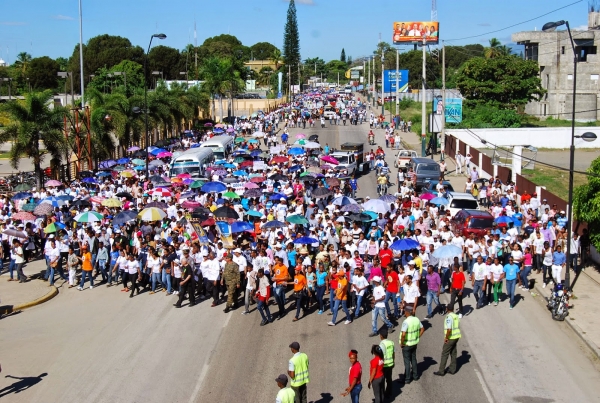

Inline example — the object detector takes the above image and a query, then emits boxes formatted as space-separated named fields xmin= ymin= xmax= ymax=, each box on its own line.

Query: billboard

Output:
xmin=444 ymin=98 xmax=463 ymax=123
xmin=383 ymin=70 xmax=409 ymax=93
xmin=393 ymin=21 xmax=439 ymax=44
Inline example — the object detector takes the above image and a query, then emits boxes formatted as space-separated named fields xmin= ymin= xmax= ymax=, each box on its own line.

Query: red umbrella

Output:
xmin=150 ymin=188 xmax=172 ymax=197
xmin=320 ymin=155 xmax=339 ymax=165
xmin=177 ymin=173 xmax=192 ymax=179
xmin=250 ymin=176 xmax=266 ymax=183
xmin=420 ymin=192 xmax=435 ymax=200
xmin=182 ymin=200 xmax=201 ymax=209
xmin=200 ymin=218 xmax=216 ymax=226
xmin=270 ymin=156 xmax=288 ymax=164
xmin=239 ymin=161 xmax=253 ymax=168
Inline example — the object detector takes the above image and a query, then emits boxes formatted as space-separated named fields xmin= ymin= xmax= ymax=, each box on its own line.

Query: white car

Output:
xmin=394 ymin=149 xmax=418 ymax=169
xmin=323 ymin=109 xmax=337 ymax=120
xmin=445 ymin=192 xmax=479 ymax=217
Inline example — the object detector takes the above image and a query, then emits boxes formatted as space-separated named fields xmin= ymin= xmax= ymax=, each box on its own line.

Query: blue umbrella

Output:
xmin=213 ymin=128 xmax=225 ymax=134
xmin=379 ymin=195 xmax=397 ymax=203
xmin=294 ymin=237 xmax=319 ymax=244
xmin=233 ymin=170 xmax=247 ymax=177
xmin=222 ymin=163 xmax=236 ymax=169
xmin=41 ymin=197 xmax=67 ymax=207
xmin=432 ymin=245 xmax=463 ymax=259
xmin=248 ymin=139 xmax=258 ymax=144
xmin=57 ymin=195 xmax=74 ymax=201
xmin=390 ymin=238 xmax=420 ymax=251
xmin=269 ymin=193 xmax=287 ymax=201
xmin=190 ymin=143 xmax=200 ymax=148
xmin=231 ymin=221 xmax=253 ymax=233
xmin=12 ymin=192 xmax=32 ymax=200
xmin=117 ymin=158 xmax=130 ymax=164
xmin=250 ymin=150 xmax=262 ymax=157
xmin=288 ymin=165 xmax=302 ymax=172
xmin=430 ymin=197 xmax=449 ymax=205
xmin=98 ymin=160 xmax=116 ymax=169
xmin=214 ymin=160 xmax=227 ymax=165
xmin=245 ymin=210 xmax=263 ymax=218
xmin=201 ymin=181 xmax=227 ymax=193
xmin=288 ymin=147 xmax=305 ymax=155
xmin=150 ymin=148 xmax=167 ymax=155
xmin=112 ymin=210 xmax=138 ymax=226
xmin=495 ymin=216 xmax=513 ymax=224
xmin=96 ymin=171 xmax=112 ymax=177
xmin=82 ymin=177 xmax=97 ymax=183
xmin=180 ymin=191 xmax=195 ymax=199
xmin=262 ymin=220 xmax=285 ymax=229
xmin=133 ymin=166 xmax=145 ymax=171
xmin=332 ymin=196 xmax=357 ymax=206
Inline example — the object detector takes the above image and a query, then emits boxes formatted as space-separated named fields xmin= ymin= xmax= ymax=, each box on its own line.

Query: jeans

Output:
xmin=97 ymin=259 xmax=107 ymax=282
xmin=371 ymin=306 xmax=393 ymax=333
xmin=372 ymin=376 xmax=384 ymax=403
xmin=15 ymin=263 xmax=26 ymax=282
xmin=505 ymin=279 xmax=516 ymax=307
xmin=354 ymin=294 xmax=364 ymax=317
xmin=349 ymin=383 xmax=362 ymax=403
xmin=7 ymin=259 xmax=15 ymax=279
xmin=332 ymin=298 xmax=351 ymax=323
xmin=542 ymin=264 xmax=552 ymax=284
xmin=440 ymin=267 xmax=450 ymax=291
xmin=520 ymin=265 xmax=532 ymax=289
xmin=161 ymin=269 xmax=172 ymax=293
xmin=402 ymin=344 xmax=419 ymax=381
xmin=384 ymin=290 xmax=399 ymax=318
xmin=257 ymin=299 xmax=272 ymax=322
xmin=80 ymin=270 xmax=94 ymax=288
xmin=569 ymin=254 xmax=578 ymax=273
xmin=449 ymin=289 xmax=463 ymax=313
xmin=151 ymin=272 xmax=162 ymax=291
xmin=273 ymin=284 xmax=286 ymax=315
xmin=426 ymin=290 xmax=441 ymax=316
xmin=316 ymin=285 xmax=326 ymax=311
xmin=44 ymin=256 xmax=51 ymax=280
xmin=330 ymin=288 xmax=336 ymax=313
xmin=472 ymin=280 xmax=484 ymax=308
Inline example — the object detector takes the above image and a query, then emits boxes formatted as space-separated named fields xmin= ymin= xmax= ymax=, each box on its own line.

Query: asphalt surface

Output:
xmin=1 ymin=116 xmax=600 ymax=403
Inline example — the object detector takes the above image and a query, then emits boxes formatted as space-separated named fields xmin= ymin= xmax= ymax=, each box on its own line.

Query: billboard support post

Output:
xmin=440 ymin=42 xmax=446 ymax=161
xmin=381 ymin=55 xmax=385 ymax=115
xmin=421 ymin=36 xmax=427 ymax=157
xmin=395 ymin=48 xmax=399 ymax=116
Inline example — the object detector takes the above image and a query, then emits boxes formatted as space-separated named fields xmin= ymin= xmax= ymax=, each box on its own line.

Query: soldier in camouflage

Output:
xmin=221 ymin=252 xmax=240 ymax=313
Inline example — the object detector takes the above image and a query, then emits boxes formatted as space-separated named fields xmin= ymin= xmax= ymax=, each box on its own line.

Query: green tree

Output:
xmin=0 ymin=91 xmax=66 ymax=187
xmin=325 ymin=60 xmax=348 ymax=82
xmin=199 ymin=57 xmax=232 ymax=121
xmin=283 ymin=0 xmax=301 ymax=67
xmin=26 ymin=57 xmax=60 ymax=90
xmin=13 ymin=52 xmax=32 ymax=74
xmin=484 ymin=38 xmax=505 ymax=59
xmin=270 ymin=49 xmax=284 ymax=70
xmin=455 ymin=56 xmax=545 ymax=109
xmin=250 ymin=42 xmax=279 ymax=60
xmin=148 ymin=45 xmax=182 ymax=81
xmin=340 ymin=48 xmax=346 ymax=63
xmin=574 ymin=156 xmax=600 ymax=251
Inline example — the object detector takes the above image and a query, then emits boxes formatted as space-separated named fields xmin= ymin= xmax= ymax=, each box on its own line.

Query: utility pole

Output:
xmin=372 ymin=56 xmax=376 ymax=108
xmin=440 ymin=42 xmax=446 ymax=161
xmin=367 ymin=58 xmax=370 ymax=103
xmin=395 ymin=48 xmax=399 ymax=117
xmin=421 ymin=36 xmax=427 ymax=157
xmin=381 ymin=54 xmax=385 ymax=115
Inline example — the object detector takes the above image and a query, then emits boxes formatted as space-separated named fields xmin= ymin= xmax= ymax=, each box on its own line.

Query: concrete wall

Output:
xmin=447 ymin=127 xmax=600 ymax=149
xmin=208 ymin=97 xmax=285 ymax=120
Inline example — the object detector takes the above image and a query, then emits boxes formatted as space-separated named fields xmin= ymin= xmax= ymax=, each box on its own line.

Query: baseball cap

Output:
xmin=233 ymin=248 xmax=241 ymax=253
xmin=275 ymin=243 xmax=282 ymax=248
xmin=408 ymin=260 xmax=415 ymax=265
xmin=372 ymin=276 xmax=382 ymax=283
xmin=275 ymin=374 xmax=288 ymax=385
xmin=289 ymin=341 xmax=300 ymax=350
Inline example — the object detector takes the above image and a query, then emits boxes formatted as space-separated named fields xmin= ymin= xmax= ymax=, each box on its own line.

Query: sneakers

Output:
xmin=543 ymin=283 xmax=547 ymax=288
xmin=509 ymin=305 xmax=513 ymax=310
xmin=241 ymin=311 xmax=250 ymax=315
xmin=344 ymin=320 xmax=352 ymax=325
xmin=149 ymin=291 xmax=155 ymax=295
xmin=369 ymin=332 xmax=378 ymax=337
xmin=77 ymin=286 xmax=82 ymax=291
xmin=433 ymin=371 xmax=446 ymax=377
xmin=327 ymin=321 xmax=335 ymax=326
xmin=318 ymin=310 xmax=323 ymax=315
xmin=89 ymin=285 xmax=93 ymax=289
xmin=458 ymin=313 xmax=463 ymax=318
xmin=494 ymin=302 xmax=498 ymax=306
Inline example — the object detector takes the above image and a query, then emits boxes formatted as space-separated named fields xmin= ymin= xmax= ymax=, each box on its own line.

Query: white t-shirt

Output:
xmin=472 ymin=262 xmax=488 ymax=281
xmin=373 ymin=285 xmax=386 ymax=308
xmin=126 ymin=259 xmax=139 ymax=275
xmin=490 ymin=264 xmax=503 ymax=281
xmin=352 ymin=275 xmax=369 ymax=296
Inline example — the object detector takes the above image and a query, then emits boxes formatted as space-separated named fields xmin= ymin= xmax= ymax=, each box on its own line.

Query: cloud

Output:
xmin=573 ymin=24 xmax=588 ymax=31
xmin=478 ymin=23 xmax=491 ymax=27
xmin=0 ymin=21 xmax=26 ymax=26
xmin=53 ymin=15 xmax=74 ymax=21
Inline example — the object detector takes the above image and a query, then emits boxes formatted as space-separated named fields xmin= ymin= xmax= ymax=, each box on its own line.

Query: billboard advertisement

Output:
xmin=444 ymin=98 xmax=463 ymax=123
xmin=393 ymin=21 xmax=439 ymax=44
xmin=383 ymin=70 xmax=409 ymax=93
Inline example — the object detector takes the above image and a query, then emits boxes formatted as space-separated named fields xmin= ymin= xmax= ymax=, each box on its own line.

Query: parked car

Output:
xmin=394 ymin=149 xmax=418 ymax=169
xmin=421 ymin=180 xmax=454 ymax=194
xmin=445 ymin=191 xmax=479 ymax=217
xmin=406 ymin=157 xmax=441 ymax=190
xmin=450 ymin=209 xmax=494 ymax=238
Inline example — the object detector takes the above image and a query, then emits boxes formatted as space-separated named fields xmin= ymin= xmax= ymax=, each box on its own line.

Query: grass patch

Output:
xmin=521 ymin=167 xmax=587 ymax=200
xmin=0 ymin=152 xmax=11 ymax=159
xmin=521 ymin=115 xmax=600 ymax=128
xmin=383 ymin=99 xmax=423 ymax=136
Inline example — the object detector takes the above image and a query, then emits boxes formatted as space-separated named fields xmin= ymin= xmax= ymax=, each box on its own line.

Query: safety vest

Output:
xmin=445 ymin=312 xmax=462 ymax=340
xmin=276 ymin=387 xmax=295 ymax=403
xmin=290 ymin=353 xmax=310 ymax=387
xmin=380 ymin=339 xmax=395 ymax=368
xmin=403 ymin=316 xmax=422 ymax=346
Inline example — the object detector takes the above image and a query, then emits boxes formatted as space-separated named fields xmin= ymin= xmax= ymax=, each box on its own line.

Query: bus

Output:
xmin=200 ymin=135 xmax=235 ymax=160
xmin=169 ymin=148 xmax=214 ymax=178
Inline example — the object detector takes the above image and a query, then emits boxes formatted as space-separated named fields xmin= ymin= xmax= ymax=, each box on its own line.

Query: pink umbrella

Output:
xmin=244 ymin=182 xmax=259 ymax=189
xmin=181 ymin=200 xmax=201 ymax=209
xmin=295 ymin=133 xmax=306 ymax=138
xmin=90 ymin=196 xmax=105 ymax=204
xmin=45 ymin=180 xmax=63 ymax=187
xmin=420 ymin=192 xmax=435 ymax=200
xmin=127 ymin=146 xmax=141 ymax=152
xmin=177 ymin=173 xmax=191 ymax=179
xmin=320 ymin=155 xmax=339 ymax=165
xmin=150 ymin=188 xmax=172 ymax=197
xmin=226 ymin=127 xmax=235 ymax=133
xmin=157 ymin=151 xmax=173 ymax=158
xmin=215 ymin=123 xmax=224 ymax=128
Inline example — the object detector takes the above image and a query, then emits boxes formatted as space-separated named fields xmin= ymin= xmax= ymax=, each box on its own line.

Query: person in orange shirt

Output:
xmin=272 ymin=256 xmax=291 ymax=319
xmin=328 ymin=271 xmax=352 ymax=326
xmin=291 ymin=267 xmax=307 ymax=322
xmin=78 ymin=244 xmax=94 ymax=290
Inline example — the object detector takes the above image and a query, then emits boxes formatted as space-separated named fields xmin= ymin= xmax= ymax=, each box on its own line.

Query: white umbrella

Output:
xmin=363 ymin=199 xmax=390 ymax=215
xmin=252 ymin=131 xmax=266 ymax=138
xmin=301 ymin=142 xmax=321 ymax=149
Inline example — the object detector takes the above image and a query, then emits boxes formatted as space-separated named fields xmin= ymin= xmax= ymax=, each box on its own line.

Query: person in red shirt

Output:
xmin=379 ymin=243 xmax=393 ymax=269
xmin=449 ymin=263 xmax=466 ymax=318
xmin=368 ymin=345 xmax=385 ymax=403
xmin=384 ymin=264 xmax=400 ymax=319
xmin=342 ymin=349 xmax=362 ymax=400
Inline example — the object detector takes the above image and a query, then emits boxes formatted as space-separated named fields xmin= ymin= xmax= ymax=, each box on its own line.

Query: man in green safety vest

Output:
xmin=378 ymin=327 xmax=395 ymax=398
xmin=434 ymin=304 xmax=462 ymax=376
xmin=288 ymin=341 xmax=309 ymax=403
xmin=400 ymin=308 xmax=424 ymax=384
xmin=275 ymin=374 xmax=295 ymax=403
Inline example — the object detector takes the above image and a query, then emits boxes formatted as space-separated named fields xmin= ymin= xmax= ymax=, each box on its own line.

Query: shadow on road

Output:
xmin=456 ymin=350 xmax=471 ymax=372
xmin=0 ymin=373 xmax=47 ymax=398
xmin=417 ymin=356 xmax=437 ymax=374
xmin=312 ymin=392 xmax=333 ymax=403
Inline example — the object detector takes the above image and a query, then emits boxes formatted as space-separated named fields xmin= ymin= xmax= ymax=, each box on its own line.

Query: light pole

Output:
xmin=57 ymin=72 xmax=72 ymax=106
xmin=113 ymin=71 xmax=127 ymax=94
xmin=144 ymin=33 xmax=166 ymax=179
xmin=543 ymin=20 xmax=597 ymax=290
xmin=381 ymin=54 xmax=385 ymax=116
xmin=152 ymin=71 xmax=163 ymax=89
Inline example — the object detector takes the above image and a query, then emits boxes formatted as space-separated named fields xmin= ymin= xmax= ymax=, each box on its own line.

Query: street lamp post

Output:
xmin=57 ymin=72 xmax=72 ymax=106
xmin=144 ymin=33 xmax=167 ymax=180
xmin=113 ymin=71 xmax=127 ymax=94
xmin=381 ymin=54 xmax=385 ymax=116
xmin=543 ymin=20 xmax=597 ymax=290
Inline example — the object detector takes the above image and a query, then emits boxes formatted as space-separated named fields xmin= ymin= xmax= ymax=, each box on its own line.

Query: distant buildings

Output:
xmin=512 ymin=10 xmax=600 ymax=121
xmin=0 ymin=58 xmax=6 ymax=67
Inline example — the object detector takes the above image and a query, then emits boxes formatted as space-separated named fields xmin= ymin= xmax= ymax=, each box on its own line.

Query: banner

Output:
xmin=445 ymin=98 xmax=463 ymax=123
xmin=393 ymin=22 xmax=439 ymax=44
xmin=383 ymin=70 xmax=409 ymax=93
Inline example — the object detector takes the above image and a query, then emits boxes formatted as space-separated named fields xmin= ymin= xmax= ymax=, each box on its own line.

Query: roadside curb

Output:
xmin=533 ymin=282 xmax=600 ymax=360
xmin=0 ymin=285 xmax=58 ymax=315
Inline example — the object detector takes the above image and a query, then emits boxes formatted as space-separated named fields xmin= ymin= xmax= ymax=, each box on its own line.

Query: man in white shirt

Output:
xmin=201 ymin=252 xmax=221 ymax=306
xmin=471 ymin=256 xmax=488 ymax=309
xmin=370 ymin=276 xmax=394 ymax=337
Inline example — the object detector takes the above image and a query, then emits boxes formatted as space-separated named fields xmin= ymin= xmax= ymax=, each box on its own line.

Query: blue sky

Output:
xmin=0 ymin=0 xmax=590 ymax=63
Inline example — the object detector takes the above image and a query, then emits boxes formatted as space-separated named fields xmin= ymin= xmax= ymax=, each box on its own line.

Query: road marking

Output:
xmin=188 ymin=312 xmax=232 ymax=403
xmin=474 ymin=368 xmax=495 ymax=403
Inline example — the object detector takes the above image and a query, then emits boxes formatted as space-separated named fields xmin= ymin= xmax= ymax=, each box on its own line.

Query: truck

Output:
xmin=330 ymin=142 xmax=367 ymax=176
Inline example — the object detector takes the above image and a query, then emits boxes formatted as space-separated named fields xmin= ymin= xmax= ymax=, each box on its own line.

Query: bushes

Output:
xmin=450 ymin=104 xmax=522 ymax=129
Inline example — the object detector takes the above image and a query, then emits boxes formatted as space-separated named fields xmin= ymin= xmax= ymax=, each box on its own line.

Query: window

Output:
xmin=469 ymin=218 xmax=494 ymax=229
xmin=592 ymin=74 xmax=599 ymax=81
xmin=524 ymin=43 xmax=539 ymax=61
xmin=450 ymin=199 xmax=478 ymax=210
xmin=562 ymin=46 xmax=565 ymax=55
xmin=568 ymin=74 xmax=573 ymax=80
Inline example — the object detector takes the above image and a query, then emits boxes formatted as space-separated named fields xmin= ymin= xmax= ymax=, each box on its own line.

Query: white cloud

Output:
xmin=573 ymin=24 xmax=588 ymax=31
xmin=53 ymin=15 xmax=74 ymax=21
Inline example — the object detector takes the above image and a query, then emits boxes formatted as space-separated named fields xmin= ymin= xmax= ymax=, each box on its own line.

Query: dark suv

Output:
xmin=450 ymin=210 xmax=494 ymax=238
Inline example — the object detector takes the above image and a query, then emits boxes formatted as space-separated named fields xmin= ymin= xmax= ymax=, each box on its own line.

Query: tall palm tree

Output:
xmin=199 ymin=57 xmax=231 ymax=121
xmin=269 ymin=49 xmax=284 ymax=70
xmin=485 ymin=38 xmax=503 ymax=59
xmin=0 ymin=91 xmax=66 ymax=188
xmin=13 ymin=52 xmax=32 ymax=74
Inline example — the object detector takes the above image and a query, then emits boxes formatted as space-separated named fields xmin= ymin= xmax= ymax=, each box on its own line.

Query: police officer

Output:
xmin=434 ymin=304 xmax=461 ymax=376
xmin=221 ymin=252 xmax=240 ymax=313
xmin=288 ymin=341 xmax=309 ymax=403
xmin=378 ymin=327 xmax=395 ymax=398
xmin=399 ymin=308 xmax=424 ymax=384
xmin=275 ymin=374 xmax=295 ymax=403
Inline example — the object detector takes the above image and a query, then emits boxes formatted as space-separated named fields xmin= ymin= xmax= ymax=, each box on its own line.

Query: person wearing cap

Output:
xmin=288 ymin=341 xmax=309 ymax=403
xmin=221 ymin=252 xmax=240 ymax=313
xmin=369 ymin=276 xmax=394 ymax=337
xmin=434 ymin=304 xmax=461 ymax=376
xmin=174 ymin=257 xmax=195 ymax=308
xmin=275 ymin=373 xmax=295 ymax=403
xmin=399 ymin=307 xmax=424 ymax=384
xmin=342 ymin=349 xmax=362 ymax=401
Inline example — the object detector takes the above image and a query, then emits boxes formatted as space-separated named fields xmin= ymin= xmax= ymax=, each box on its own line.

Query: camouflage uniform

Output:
xmin=223 ymin=261 xmax=240 ymax=308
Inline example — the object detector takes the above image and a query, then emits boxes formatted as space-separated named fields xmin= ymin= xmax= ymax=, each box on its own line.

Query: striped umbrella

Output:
xmin=138 ymin=207 xmax=167 ymax=221
xmin=44 ymin=222 xmax=66 ymax=233
xmin=34 ymin=203 xmax=55 ymax=216
xmin=149 ymin=188 xmax=172 ymax=197
xmin=74 ymin=211 xmax=104 ymax=223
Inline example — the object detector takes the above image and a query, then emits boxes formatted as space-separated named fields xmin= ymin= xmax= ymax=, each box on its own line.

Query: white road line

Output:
xmin=222 ymin=311 xmax=232 ymax=328
xmin=474 ymin=368 xmax=495 ymax=403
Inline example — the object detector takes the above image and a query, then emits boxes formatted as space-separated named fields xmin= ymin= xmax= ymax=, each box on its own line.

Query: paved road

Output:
xmin=1 ymin=119 xmax=600 ymax=402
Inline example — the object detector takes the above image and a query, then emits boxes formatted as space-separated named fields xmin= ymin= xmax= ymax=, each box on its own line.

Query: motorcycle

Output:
xmin=377 ymin=182 xmax=388 ymax=196
xmin=546 ymin=283 xmax=571 ymax=321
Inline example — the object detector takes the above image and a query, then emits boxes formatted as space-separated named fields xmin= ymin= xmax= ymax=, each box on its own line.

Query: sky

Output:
xmin=0 ymin=0 xmax=591 ymax=64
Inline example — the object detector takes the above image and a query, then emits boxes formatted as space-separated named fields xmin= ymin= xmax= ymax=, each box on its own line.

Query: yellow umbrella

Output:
xmin=121 ymin=171 xmax=135 ymax=178
xmin=102 ymin=198 xmax=123 ymax=208
xmin=171 ymin=177 xmax=182 ymax=183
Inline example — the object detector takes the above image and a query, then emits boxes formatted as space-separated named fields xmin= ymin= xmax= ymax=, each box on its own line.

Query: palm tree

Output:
xmin=0 ymin=91 xmax=66 ymax=188
xmin=199 ymin=57 xmax=231 ymax=121
xmin=13 ymin=52 xmax=32 ymax=74
xmin=269 ymin=49 xmax=284 ymax=70
xmin=485 ymin=38 xmax=503 ymax=59
xmin=258 ymin=67 xmax=274 ymax=86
